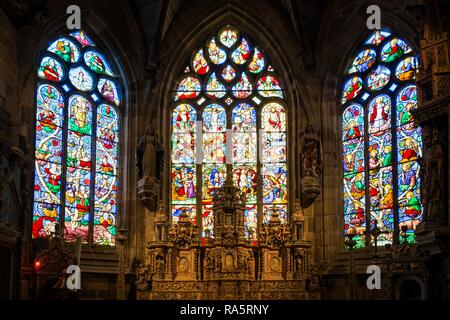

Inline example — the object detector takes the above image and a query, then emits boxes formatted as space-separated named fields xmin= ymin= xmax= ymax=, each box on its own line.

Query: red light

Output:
xmin=34 ymin=260 xmax=41 ymax=270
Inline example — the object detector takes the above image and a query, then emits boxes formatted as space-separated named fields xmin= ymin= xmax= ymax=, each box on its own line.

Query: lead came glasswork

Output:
xmin=257 ymin=76 xmax=283 ymax=98
xmin=170 ymin=25 xmax=288 ymax=243
xmin=98 ymin=78 xmax=120 ymax=106
xmin=342 ymin=104 xmax=364 ymax=140
xmin=69 ymin=66 xmax=94 ymax=91
xmin=84 ymin=50 xmax=114 ymax=76
xmin=342 ymin=76 xmax=363 ymax=104
xmin=366 ymin=65 xmax=391 ymax=91
xmin=248 ymin=48 xmax=265 ymax=74
xmin=222 ymin=65 xmax=237 ymax=82
xmin=206 ymin=73 xmax=226 ymax=99
xmin=208 ymin=38 xmax=227 ymax=65
xmin=232 ymin=72 xmax=253 ymax=98
xmin=219 ymin=26 xmax=238 ymax=48
xmin=341 ymin=29 xmax=422 ymax=246
xmin=193 ymin=49 xmax=209 ymax=75
xmin=38 ymin=56 xmax=65 ymax=82
xmin=231 ymin=37 xmax=251 ymax=64
xmin=380 ymin=38 xmax=412 ymax=62
xmin=348 ymin=49 xmax=377 ymax=74
xmin=70 ymin=30 xmax=95 ymax=47
xmin=175 ymin=77 xmax=201 ymax=100
xmin=396 ymin=57 xmax=418 ymax=81
xmin=48 ymin=37 xmax=80 ymax=63
xmin=33 ymin=30 xmax=122 ymax=246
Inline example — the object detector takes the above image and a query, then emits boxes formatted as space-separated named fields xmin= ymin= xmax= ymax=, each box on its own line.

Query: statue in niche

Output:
xmin=155 ymin=255 xmax=165 ymax=274
xmin=295 ymin=254 xmax=303 ymax=273
xmin=300 ymin=124 xmax=322 ymax=208
xmin=136 ymin=125 xmax=162 ymax=211
xmin=155 ymin=201 xmax=167 ymax=223
xmin=422 ymin=127 xmax=446 ymax=223
xmin=136 ymin=125 xmax=159 ymax=181
xmin=293 ymin=199 xmax=304 ymax=221
xmin=301 ymin=123 xmax=322 ymax=178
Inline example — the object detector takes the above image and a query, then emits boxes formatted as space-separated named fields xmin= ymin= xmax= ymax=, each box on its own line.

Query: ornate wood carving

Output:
xmin=136 ymin=176 xmax=317 ymax=299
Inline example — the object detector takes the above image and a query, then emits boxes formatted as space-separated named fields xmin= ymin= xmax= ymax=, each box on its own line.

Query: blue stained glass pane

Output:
xmin=342 ymin=104 xmax=364 ymax=141
xmin=172 ymin=104 xmax=197 ymax=133
xmin=68 ymin=95 xmax=93 ymax=136
xmin=202 ymin=104 xmax=226 ymax=132
xmin=368 ymin=95 xmax=391 ymax=134
xmin=84 ymin=50 xmax=113 ymax=76
xmin=366 ymin=65 xmax=391 ymax=91
xmin=380 ymin=38 xmax=412 ymax=63
xmin=38 ymin=56 xmax=64 ymax=82
xmin=343 ymin=137 xmax=365 ymax=174
xmin=348 ymin=48 xmax=377 ymax=74
xmin=48 ymin=37 xmax=80 ymax=63
xmin=370 ymin=209 xmax=394 ymax=245
xmin=397 ymin=126 xmax=422 ymax=163
xmin=69 ymin=66 xmax=94 ymax=91
xmin=232 ymin=103 xmax=256 ymax=132
xmin=262 ymin=164 xmax=287 ymax=204
xmin=98 ymin=78 xmax=120 ymax=106
xmin=396 ymin=85 xmax=417 ymax=126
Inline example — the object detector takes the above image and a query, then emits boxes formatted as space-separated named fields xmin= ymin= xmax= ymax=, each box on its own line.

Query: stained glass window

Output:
xmin=342 ymin=30 xmax=421 ymax=248
xmin=33 ymin=30 xmax=122 ymax=246
xmin=171 ymin=25 xmax=287 ymax=245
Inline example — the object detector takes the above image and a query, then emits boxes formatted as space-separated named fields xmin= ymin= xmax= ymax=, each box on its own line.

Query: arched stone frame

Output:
xmin=148 ymin=3 xmax=313 ymax=250
xmin=19 ymin=7 xmax=139 ymax=268
xmin=317 ymin=1 xmax=422 ymax=266
xmin=394 ymin=274 xmax=426 ymax=300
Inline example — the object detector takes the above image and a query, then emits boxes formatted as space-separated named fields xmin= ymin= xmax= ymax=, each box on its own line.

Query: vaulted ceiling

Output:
xmin=130 ymin=0 xmax=328 ymax=69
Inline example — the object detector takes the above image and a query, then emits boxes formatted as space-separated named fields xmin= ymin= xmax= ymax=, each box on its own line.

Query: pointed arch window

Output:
xmin=171 ymin=25 xmax=287 ymax=244
xmin=33 ymin=30 xmax=122 ymax=246
xmin=341 ymin=30 xmax=422 ymax=247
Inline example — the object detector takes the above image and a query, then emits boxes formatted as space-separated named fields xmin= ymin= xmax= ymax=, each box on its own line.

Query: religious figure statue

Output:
xmin=155 ymin=201 xmax=167 ymax=223
xmin=155 ymin=255 xmax=165 ymax=274
xmin=301 ymin=123 xmax=322 ymax=178
xmin=300 ymin=124 xmax=322 ymax=208
xmin=295 ymin=254 xmax=303 ymax=273
xmin=136 ymin=125 xmax=159 ymax=181
xmin=293 ymin=199 xmax=304 ymax=221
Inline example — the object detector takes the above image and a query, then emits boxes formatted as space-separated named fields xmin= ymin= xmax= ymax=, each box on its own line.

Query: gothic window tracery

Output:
xmin=33 ymin=30 xmax=122 ymax=246
xmin=171 ymin=25 xmax=287 ymax=244
xmin=342 ymin=30 xmax=422 ymax=247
